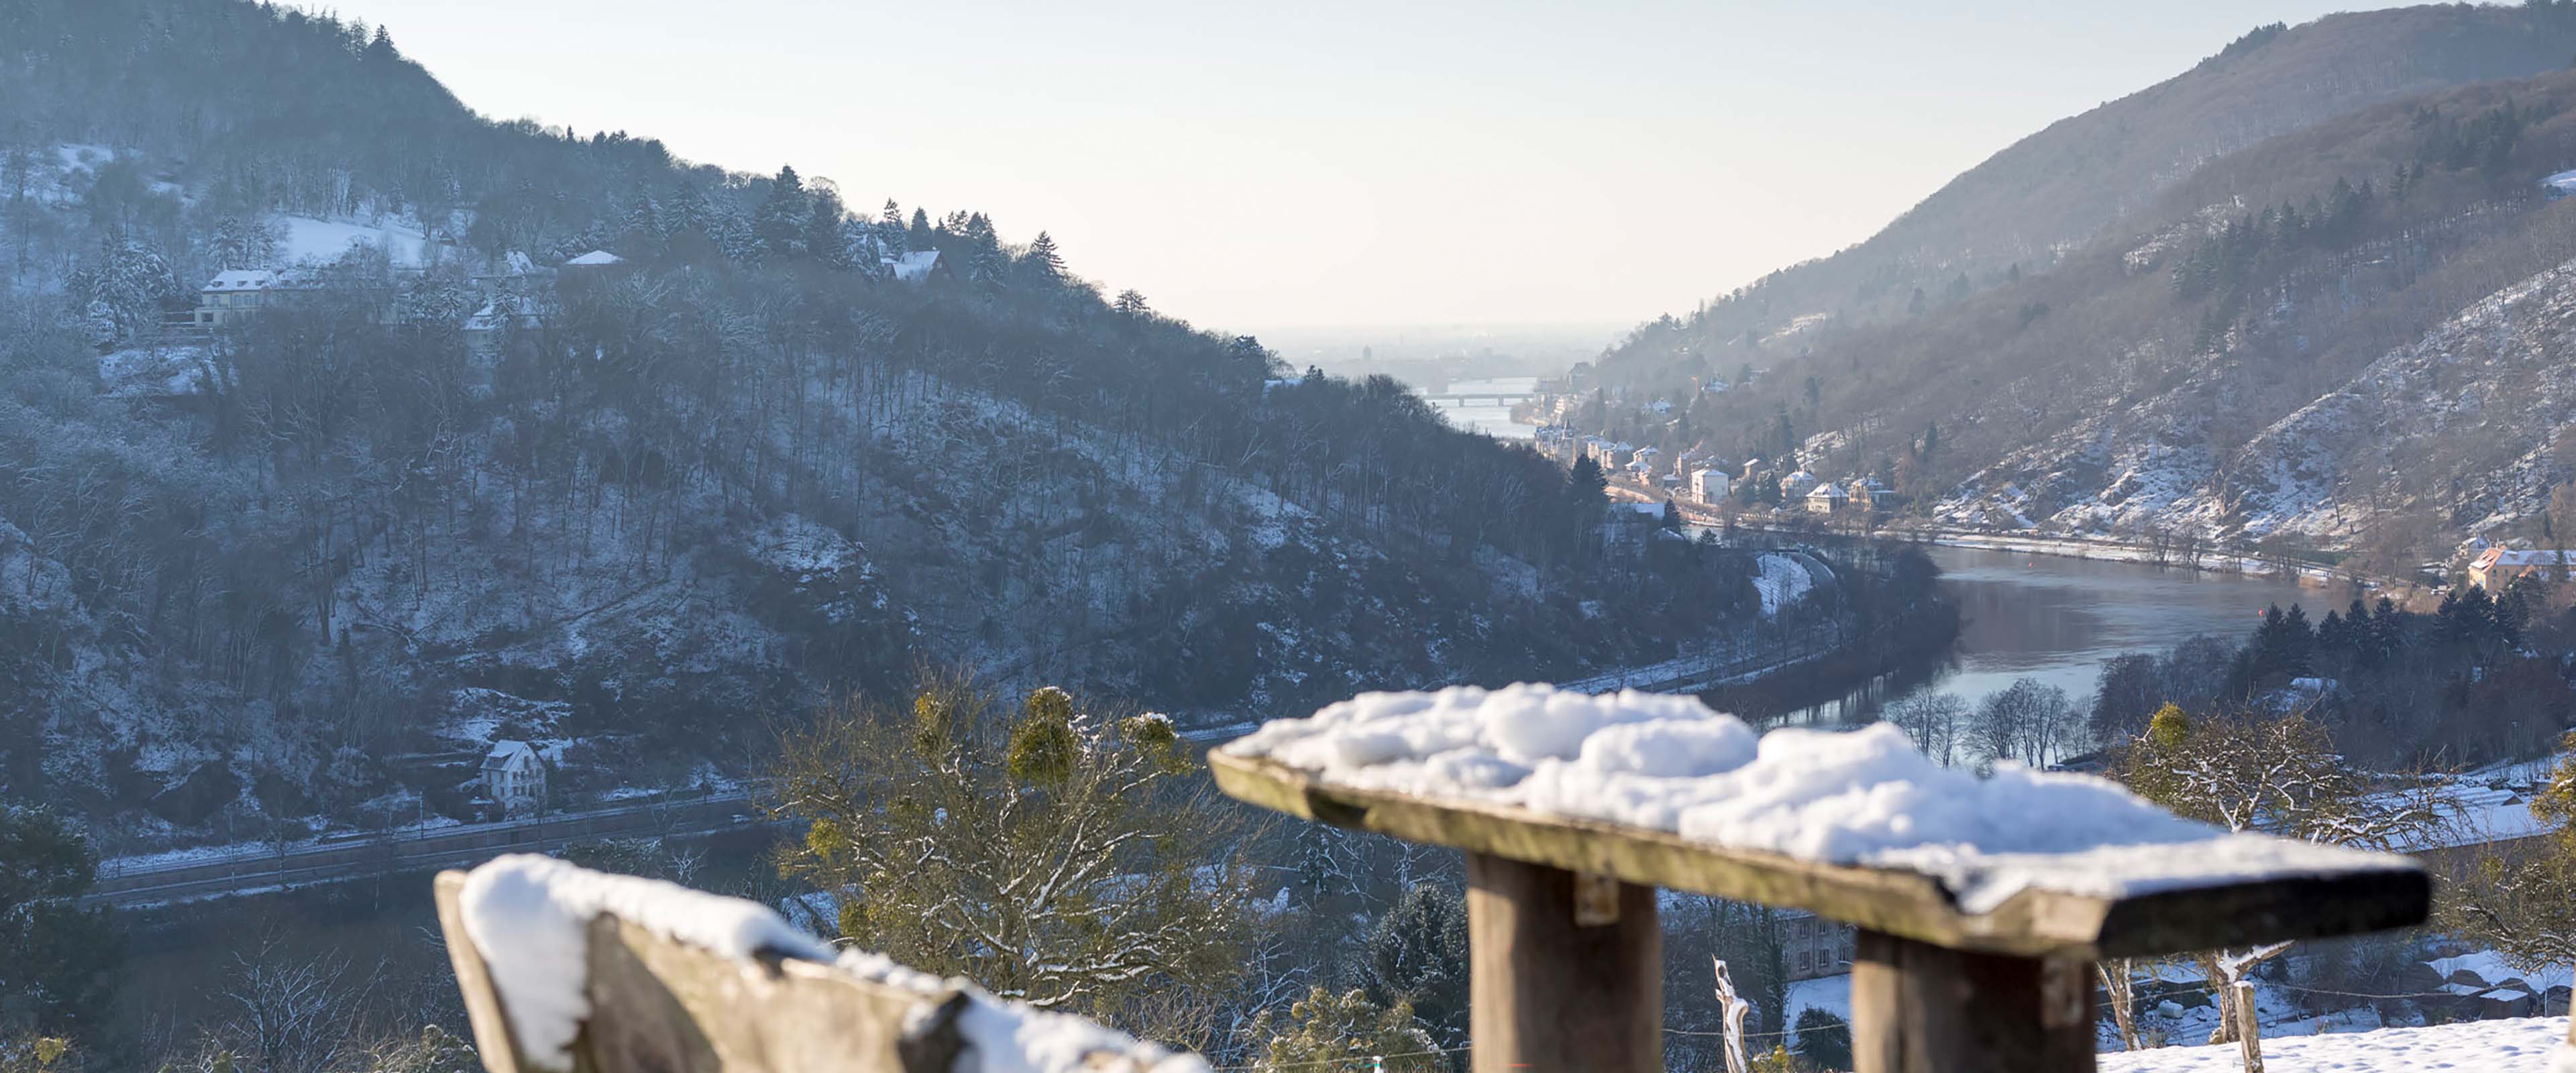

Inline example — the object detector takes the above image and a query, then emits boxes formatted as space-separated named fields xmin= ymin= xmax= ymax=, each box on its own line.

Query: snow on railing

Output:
xmin=433 ymin=855 xmax=1202 ymax=1073
xmin=1212 ymin=683 xmax=2432 ymax=1073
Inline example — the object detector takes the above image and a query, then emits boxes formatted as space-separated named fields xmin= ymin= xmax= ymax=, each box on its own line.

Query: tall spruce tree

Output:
xmin=754 ymin=164 xmax=808 ymax=260
xmin=1022 ymin=230 xmax=1064 ymax=285
xmin=877 ymin=199 xmax=907 ymax=254
xmin=0 ymin=805 xmax=122 ymax=1044
xmin=804 ymin=184 xmax=852 ymax=270
xmin=1362 ymin=885 xmax=1470 ymax=1052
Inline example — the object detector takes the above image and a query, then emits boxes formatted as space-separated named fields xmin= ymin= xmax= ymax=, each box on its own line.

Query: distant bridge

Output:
xmin=1424 ymin=391 xmax=1538 ymax=407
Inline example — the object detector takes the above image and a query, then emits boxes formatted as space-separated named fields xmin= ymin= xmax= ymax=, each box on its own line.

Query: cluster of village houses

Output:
xmin=1536 ymin=428 xmax=1894 ymax=516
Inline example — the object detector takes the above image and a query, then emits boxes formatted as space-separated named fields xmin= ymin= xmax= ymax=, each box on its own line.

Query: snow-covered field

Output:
xmin=2099 ymin=1015 xmax=2567 ymax=1072
xmin=1751 ymin=552 xmax=1815 ymax=616
xmin=1785 ymin=970 xmax=2566 ymax=1070
xmin=274 ymin=214 xmax=440 ymax=267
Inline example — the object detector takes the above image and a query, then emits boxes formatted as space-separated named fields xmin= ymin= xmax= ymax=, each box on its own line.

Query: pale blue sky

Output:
xmin=335 ymin=0 xmax=2363 ymax=335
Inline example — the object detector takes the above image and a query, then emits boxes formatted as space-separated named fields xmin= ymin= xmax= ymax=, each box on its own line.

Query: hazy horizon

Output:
xmin=329 ymin=1 xmax=2353 ymax=333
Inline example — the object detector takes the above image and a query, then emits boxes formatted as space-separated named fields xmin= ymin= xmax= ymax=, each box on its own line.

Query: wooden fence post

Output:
xmin=2234 ymin=981 xmax=2264 ymax=1073
xmin=1465 ymin=853 xmax=1660 ymax=1073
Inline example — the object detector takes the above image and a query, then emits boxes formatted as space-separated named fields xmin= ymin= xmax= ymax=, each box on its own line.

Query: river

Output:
xmin=1771 ymin=543 xmax=2345 ymax=726
xmin=1428 ymin=376 xmax=1540 ymax=439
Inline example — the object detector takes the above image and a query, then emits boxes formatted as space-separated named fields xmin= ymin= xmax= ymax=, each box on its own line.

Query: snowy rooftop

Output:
xmin=888 ymin=249 xmax=941 ymax=282
xmin=481 ymin=740 xmax=536 ymax=769
xmin=2477 ymin=547 xmax=2569 ymax=567
xmin=1218 ymin=686 xmax=2423 ymax=931
xmin=200 ymin=269 xmax=292 ymax=292
xmin=563 ymin=249 xmax=624 ymax=266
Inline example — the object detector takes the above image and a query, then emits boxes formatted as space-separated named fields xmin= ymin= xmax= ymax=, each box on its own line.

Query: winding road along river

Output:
xmin=1784 ymin=543 xmax=2344 ymax=726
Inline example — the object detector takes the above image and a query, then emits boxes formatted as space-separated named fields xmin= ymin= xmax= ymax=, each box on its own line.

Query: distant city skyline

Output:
xmin=336 ymin=0 xmax=2361 ymax=335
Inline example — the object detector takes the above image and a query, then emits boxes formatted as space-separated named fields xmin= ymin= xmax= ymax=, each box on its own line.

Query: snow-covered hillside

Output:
xmin=1938 ymin=252 xmax=2576 ymax=553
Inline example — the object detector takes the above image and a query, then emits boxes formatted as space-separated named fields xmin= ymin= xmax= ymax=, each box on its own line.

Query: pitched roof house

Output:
xmin=481 ymin=740 xmax=546 ymax=815
xmin=2469 ymin=547 xmax=2569 ymax=589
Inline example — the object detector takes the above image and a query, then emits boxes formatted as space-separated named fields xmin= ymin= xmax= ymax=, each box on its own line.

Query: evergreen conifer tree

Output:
xmin=1022 ymin=230 xmax=1064 ymax=285
xmin=877 ymin=199 xmax=907 ymax=255
xmin=754 ymin=165 xmax=808 ymax=260
xmin=804 ymin=184 xmax=852 ymax=270
xmin=1793 ymin=1008 xmax=1853 ymax=1072
xmin=1362 ymin=885 xmax=1470 ymax=1052
xmin=0 ymin=805 xmax=123 ymax=1044
xmin=655 ymin=180 xmax=704 ymax=238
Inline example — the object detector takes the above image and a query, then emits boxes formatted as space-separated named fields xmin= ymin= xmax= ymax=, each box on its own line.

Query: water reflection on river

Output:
xmin=1764 ymin=545 xmax=2343 ymax=727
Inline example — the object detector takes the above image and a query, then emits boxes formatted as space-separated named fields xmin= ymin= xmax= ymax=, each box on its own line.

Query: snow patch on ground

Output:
xmin=1751 ymin=553 xmax=1813 ymax=616
xmin=274 ymin=214 xmax=437 ymax=267
xmin=2099 ymin=1015 xmax=2566 ymax=1072
xmin=1227 ymin=685 xmax=2406 ymax=913
xmin=97 ymin=344 xmax=219 ymax=397
xmin=747 ymin=514 xmax=864 ymax=582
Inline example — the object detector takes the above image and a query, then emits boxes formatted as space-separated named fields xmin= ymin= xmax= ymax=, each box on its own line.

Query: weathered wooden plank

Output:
xmin=1849 ymin=930 xmax=2095 ymax=1073
xmin=578 ymin=913 xmax=957 ymax=1073
xmin=435 ymin=870 xmax=541 ymax=1073
xmin=1211 ymin=750 xmax=2429 ymax=959
xmin=434 ymin=867 xmax=960 ymax=1072
xmin=431 ymin=867 xmax=1163 ymax=1073
xmin=1466 ymin=853 xmax=1660 ymax=1073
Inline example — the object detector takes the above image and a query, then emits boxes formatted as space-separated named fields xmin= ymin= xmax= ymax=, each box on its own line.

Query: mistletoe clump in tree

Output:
xmin=2112 ymin=703 xmax=2451 ymax=1044
xmin=1242 ymin=987 xmax=1442 ymax=1073
xmin=2449 ymin=731 xmax=2576 ymax=976
xmin=772 ymin=677 xmax=1258 ymax=1038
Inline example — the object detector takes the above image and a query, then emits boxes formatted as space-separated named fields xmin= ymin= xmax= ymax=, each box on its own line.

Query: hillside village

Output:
xmin=1561 ymin=5 xmax=2576 ymax=599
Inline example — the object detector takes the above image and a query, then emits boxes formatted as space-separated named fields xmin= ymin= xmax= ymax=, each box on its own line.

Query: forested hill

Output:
xmin=0 ymin=1 xmax=1773 ymax=840
xmin=1598 ymin=4 xmax=2576 ymax=385
xmin=1591 ymin=3 xmax=2576 ymax=572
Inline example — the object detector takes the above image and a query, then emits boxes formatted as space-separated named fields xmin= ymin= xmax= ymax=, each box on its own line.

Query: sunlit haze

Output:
xmin=329 ymin=0 xmax=2353 ymax=336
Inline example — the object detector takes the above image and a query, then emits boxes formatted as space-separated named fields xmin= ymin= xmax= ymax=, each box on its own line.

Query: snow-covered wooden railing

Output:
xmin=1210 ymin=685 xmax=2432 ymax=1073
xmin=431 ymin=856 xmax=1202 ymax=1073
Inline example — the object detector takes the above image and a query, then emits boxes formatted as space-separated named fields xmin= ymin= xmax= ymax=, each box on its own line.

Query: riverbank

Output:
xmin=1636 ymin=484 xmax=2397 ymax=594
xmin=1753 ymin=543 xmax=2330 ymax=728
xmin=1873 ymin=525 xmax=2353 ymax=587
xmin=1696 ymin=580 xmax=1964 ymax=723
